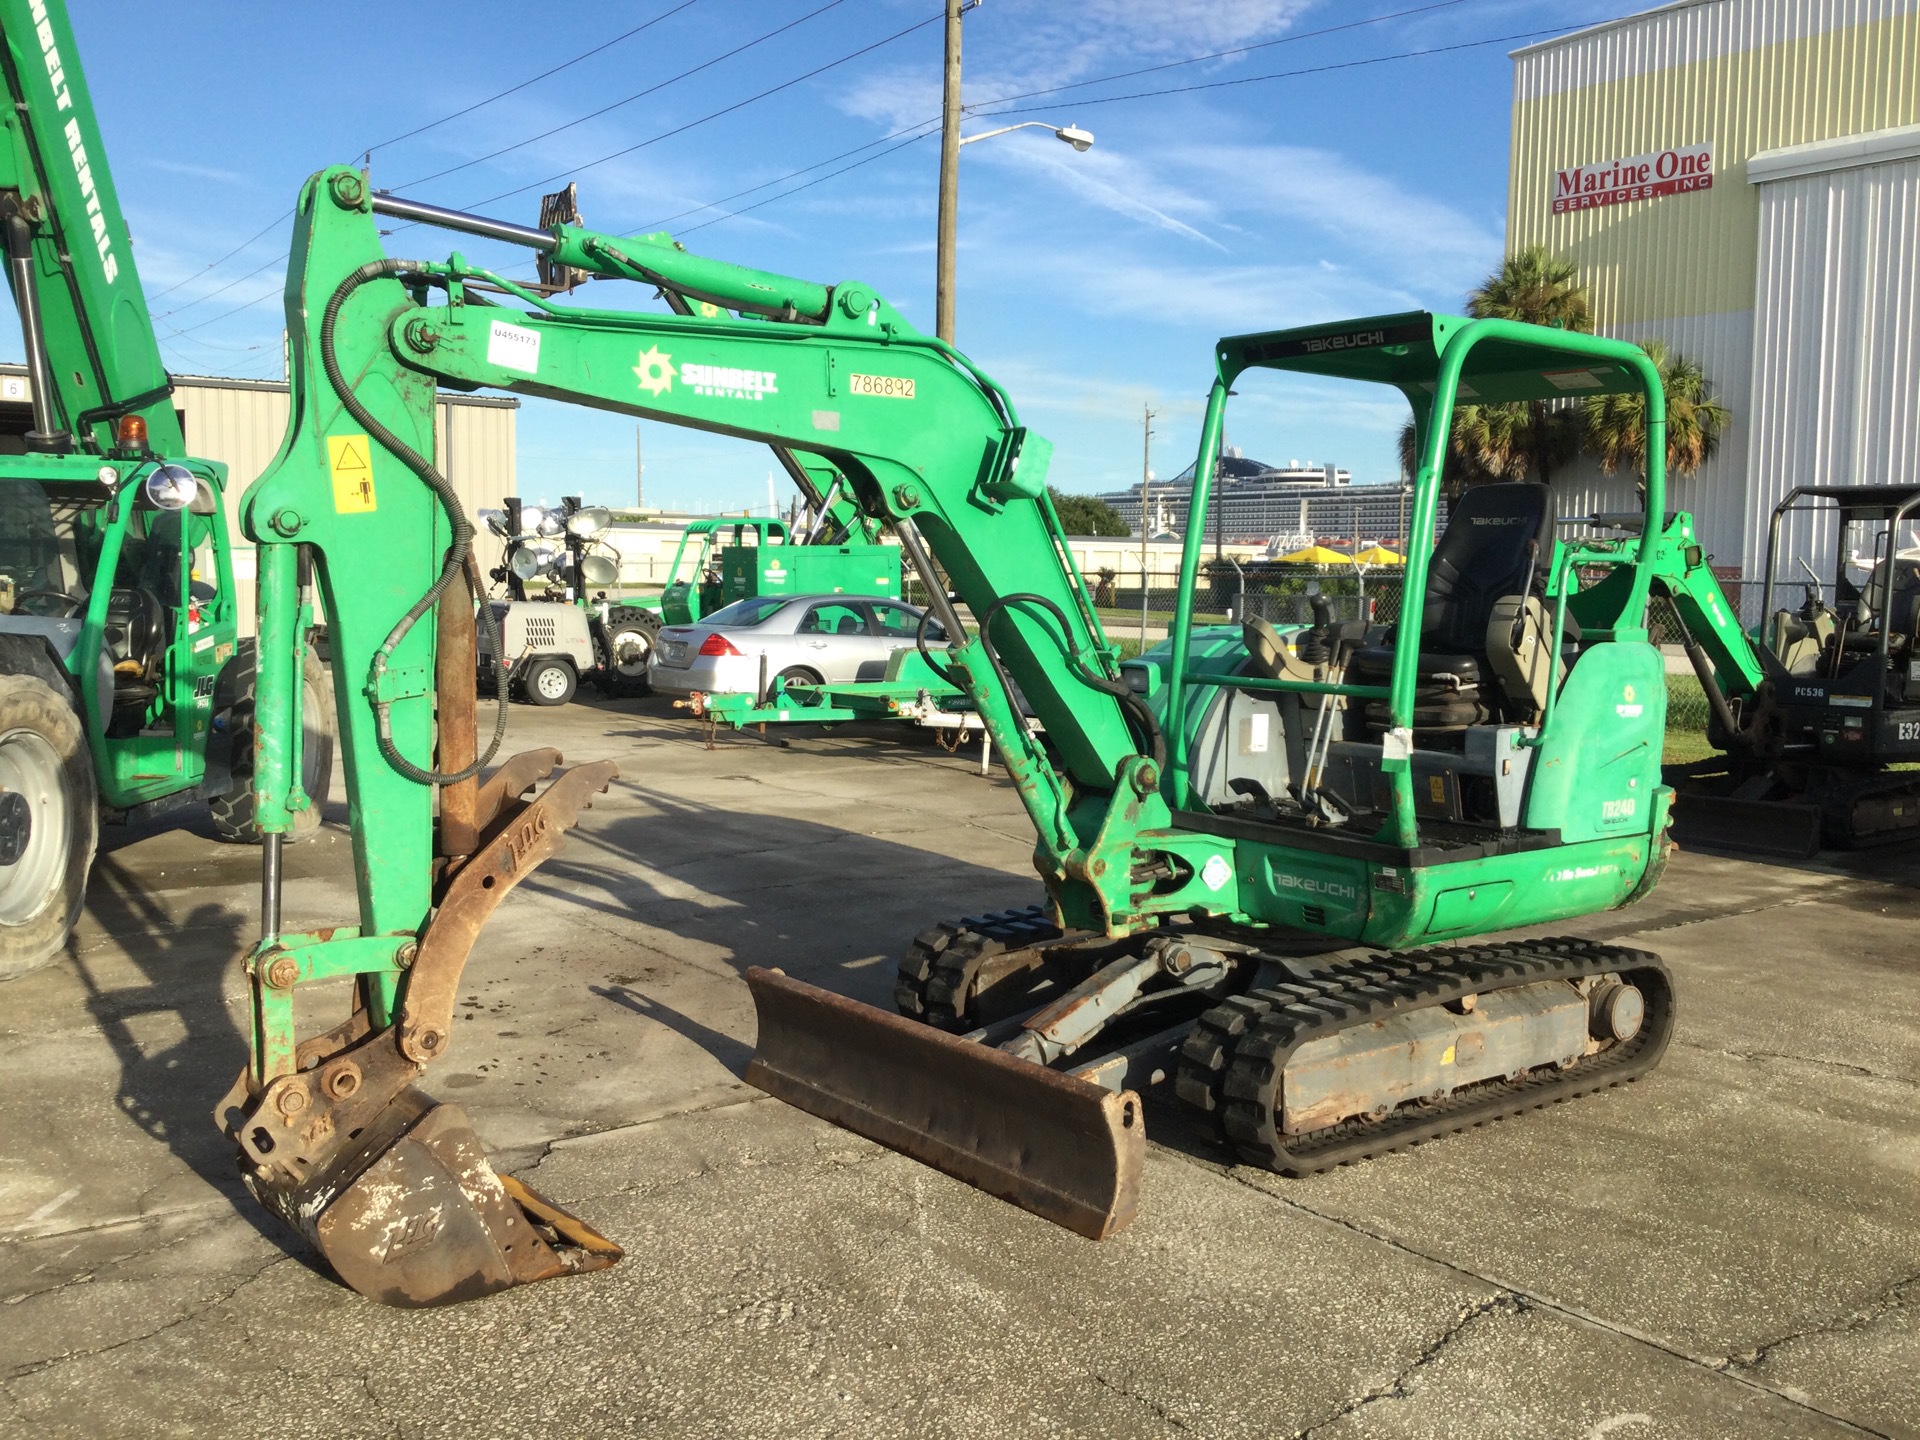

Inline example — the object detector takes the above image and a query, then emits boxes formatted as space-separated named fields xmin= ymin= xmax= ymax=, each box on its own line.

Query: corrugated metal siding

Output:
xmin=1514 ymin=0 xmax=1920 ymax=101
xmin=1508 ymin=1 xmax=1920 ymax=325
xmin=1746 ymin=152 xmax=1920 ymax=581
xmin=170 ymin=378 xmax=516 ymax=631
xmin=1506 ymin=0 xmax=1920 ymax=575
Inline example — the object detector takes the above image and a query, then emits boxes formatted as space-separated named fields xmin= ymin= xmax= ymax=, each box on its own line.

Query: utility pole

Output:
xmin=935 ymin=0 xmax=966 ymax=344
xmin=1139 ymin=403 xmax=1155 ymax=645
xmin=635 ymin=424 xmax=644 ymax=510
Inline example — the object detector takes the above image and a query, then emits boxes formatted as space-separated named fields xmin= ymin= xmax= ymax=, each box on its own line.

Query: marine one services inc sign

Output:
xmin=1553 ymin=143 xmax=1714 ymax=213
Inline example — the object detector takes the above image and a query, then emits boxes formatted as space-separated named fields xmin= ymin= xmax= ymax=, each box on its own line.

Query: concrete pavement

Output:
xmin=2 ymin=695 xmax=1916 ymax=1439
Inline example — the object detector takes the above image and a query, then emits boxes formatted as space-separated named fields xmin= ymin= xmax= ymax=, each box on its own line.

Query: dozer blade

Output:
xmin=744 ymin=967 xmax=1142 ymax=1240
xmin=1667 ymin=792 xmax=1821 ymax=859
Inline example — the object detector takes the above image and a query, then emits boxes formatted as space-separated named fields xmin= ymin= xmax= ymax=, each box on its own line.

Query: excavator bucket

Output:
xmin=743 ymin=967 xmax=1142 ymax=1239
xmin=230 ymin=1083 xmax=620 ymax=1308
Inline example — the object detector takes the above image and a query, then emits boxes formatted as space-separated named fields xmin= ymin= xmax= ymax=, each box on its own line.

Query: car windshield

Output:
xmin=702 ymin=595 xmax=791 ymax=628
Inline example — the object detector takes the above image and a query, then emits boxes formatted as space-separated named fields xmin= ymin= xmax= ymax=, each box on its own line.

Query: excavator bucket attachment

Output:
xmin=744 ymin=967 xmax=1142 ymax=1240
xmin=239 ymin=1086 xmax=620 ymax=1309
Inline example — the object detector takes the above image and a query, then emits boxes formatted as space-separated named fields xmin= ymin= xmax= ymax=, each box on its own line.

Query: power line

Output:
xmin=966 ymin=21 xmax=1613 ymax=121
xmin=363 ymin=0 xmax=702 ymax=155
xmin=968 ymin=0 xmax=1477 ymax=109
xmin=631 ymin=0 xmax=1500 ymax=237
xmin=154 ymin=11 xmax=1609 ymax=337
xmin=157 ymin=250 xmax=284 ymax=322
xmin=389 ymin=0 xmax=853 ymax=194
xmin=464 ymin=8 xmax=946 ymax=212
xmin=145 ymin=2 xmax=708 ymax=312
xmin=636 ymin=118 xmax=942 ymax=232
xmin=678 ymin=127 xmax=939 ymax=236
xmin=145 ymin=208 xmax=291 ymax=305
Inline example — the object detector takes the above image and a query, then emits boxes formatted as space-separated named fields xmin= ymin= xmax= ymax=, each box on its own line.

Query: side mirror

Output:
xmin=142 ymin=464 xmax=200 ymax=512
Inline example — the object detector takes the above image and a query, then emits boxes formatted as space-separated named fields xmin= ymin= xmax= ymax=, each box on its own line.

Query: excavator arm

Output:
xmin=234 ymin=168 xmax=1700 ymax=1288
xmin=224 ymin=167 xmax=1163 ymax=1302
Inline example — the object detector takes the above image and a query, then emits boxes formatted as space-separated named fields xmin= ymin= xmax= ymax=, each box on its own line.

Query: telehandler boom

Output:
xmin=0 ymin=0 xmax=333 ymax=979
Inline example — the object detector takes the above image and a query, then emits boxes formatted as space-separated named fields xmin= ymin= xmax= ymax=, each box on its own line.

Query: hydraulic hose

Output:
xmin=976 ymin=592 xmax=1167 ymax=777
xmin=318 ymin=259 xmax=508 ymax=786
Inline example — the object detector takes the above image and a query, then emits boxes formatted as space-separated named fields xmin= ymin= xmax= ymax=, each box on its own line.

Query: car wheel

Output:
xmin=522 ymin=656 xmax=577 ymax=707
xmin=0 ymin=675 xmax=96 ymax=982
xmin=773 ymin=666 xmax=823 ymax=698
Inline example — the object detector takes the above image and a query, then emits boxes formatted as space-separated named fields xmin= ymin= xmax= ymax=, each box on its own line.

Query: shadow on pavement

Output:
xmin=68 ymin=852 xmax=304 ymax=1254
xmin=524 ymin=779 xmax=1041 ymax=1007
xmin=590 ymin=984 xmax=754 ymax=1078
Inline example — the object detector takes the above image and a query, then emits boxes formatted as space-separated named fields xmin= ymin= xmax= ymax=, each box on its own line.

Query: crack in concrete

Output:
xmin=1 ymin=1251 xmax=295 ymax=1385
xmin=1288 ymin=1293 xmax=1526 ymax=1439
xmin=1089 ymin=1370 xmax=1197 ymax=1433
xmin=1198 ymin=1164 xmax=1894 ymax=1439
xmin=1681 ymin=1041 xmax=1920 ymax=1090
xmin=1723 ymin=1272 xmax=1920 ymax=1376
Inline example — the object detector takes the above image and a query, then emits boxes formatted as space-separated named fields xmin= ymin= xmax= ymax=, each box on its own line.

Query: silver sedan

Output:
xmin=648 ymin=594 xmax=945 ymax=697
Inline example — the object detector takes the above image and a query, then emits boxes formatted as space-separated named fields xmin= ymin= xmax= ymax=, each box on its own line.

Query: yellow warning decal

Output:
xmin=327 ymin=433 xmax=376 ymax=513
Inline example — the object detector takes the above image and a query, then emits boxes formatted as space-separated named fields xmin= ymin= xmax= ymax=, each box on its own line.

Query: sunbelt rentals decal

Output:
xmin=633 ymin=347 xmax=780 ymax=402
xmin=29 ymin=1 xmax=119 ymax=283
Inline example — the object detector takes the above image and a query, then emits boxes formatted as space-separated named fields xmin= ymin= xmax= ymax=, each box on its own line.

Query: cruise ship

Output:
xmin=1095 ymin=450 xmax=1420 ymax=549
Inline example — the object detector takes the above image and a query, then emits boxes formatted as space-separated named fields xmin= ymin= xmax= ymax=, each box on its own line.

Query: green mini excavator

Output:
xmin=222 ymin=143 xmax=1793 ymax=1299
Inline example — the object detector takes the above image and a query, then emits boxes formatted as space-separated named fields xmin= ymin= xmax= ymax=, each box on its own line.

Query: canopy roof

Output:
xmin=1216 ymin=311 xmax=1650 ymax=406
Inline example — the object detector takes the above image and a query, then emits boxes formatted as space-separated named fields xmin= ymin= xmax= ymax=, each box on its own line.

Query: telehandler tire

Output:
xmin=210 ymin=647 xmax=335 ymax=844
xmin=0 ymin=674 xmax=97 ymax=982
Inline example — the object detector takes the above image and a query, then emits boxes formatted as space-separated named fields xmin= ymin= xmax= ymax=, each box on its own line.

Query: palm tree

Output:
xmin=1462 ymin=246 xmax=1593 ymax=486
xmin=1466 ymin=245 xmax=1593 ymax=332
xmin=1396 ymin=411 xmax=1520 ymax=501
xmin=1581 ymin=339 xmax=1730 ymax=483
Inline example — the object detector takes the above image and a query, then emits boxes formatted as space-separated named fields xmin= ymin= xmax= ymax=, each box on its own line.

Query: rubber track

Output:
xmin=893 ymin=904 xmax=1062 ymax=1028
xmin=1184 ymin=937 xmax=1673 ymax=1176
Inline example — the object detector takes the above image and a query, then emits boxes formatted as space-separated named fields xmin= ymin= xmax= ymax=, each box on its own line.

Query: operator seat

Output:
xmin=103 ymin=587 xmax=166 ymax=704
xmin=1346 ymin=482 xmax=1556 ymax=730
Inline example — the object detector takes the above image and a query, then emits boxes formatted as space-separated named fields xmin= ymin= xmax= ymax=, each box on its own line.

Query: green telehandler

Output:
xmin=0 ymin=0 xmax=333 ymax=979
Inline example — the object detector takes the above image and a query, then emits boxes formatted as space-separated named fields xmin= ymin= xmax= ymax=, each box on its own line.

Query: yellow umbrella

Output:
xmin=1352 ymin=544 xmax=1404 ymax=564
xmin=1276 ymin=544 xmax=1354 ymax=565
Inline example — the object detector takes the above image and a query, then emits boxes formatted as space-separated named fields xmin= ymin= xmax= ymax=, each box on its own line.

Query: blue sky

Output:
xmin=43 ymin=0 xmax=1647 ymax=513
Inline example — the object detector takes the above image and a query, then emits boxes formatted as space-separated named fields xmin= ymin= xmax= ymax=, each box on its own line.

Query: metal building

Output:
xmin=0 ymin=365 xmax=518 ymax=630
xmin=1506 ymin=0 xmax=1920 ymax=585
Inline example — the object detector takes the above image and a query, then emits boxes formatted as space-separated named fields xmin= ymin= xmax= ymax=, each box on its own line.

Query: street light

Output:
xmin=936 ymin=120 xmax=1093 ymax=344
xmin=933 ymin=0 xmax=1094 ymax=342
xmin=960 ymin=121 xmax=1095 ymax=151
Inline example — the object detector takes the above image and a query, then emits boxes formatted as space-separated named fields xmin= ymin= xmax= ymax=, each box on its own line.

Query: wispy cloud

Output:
xmin=145 ymin=158 xmax=251 ymax=186
xmin=977 ymin=141 xmax=1225 ymax=249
